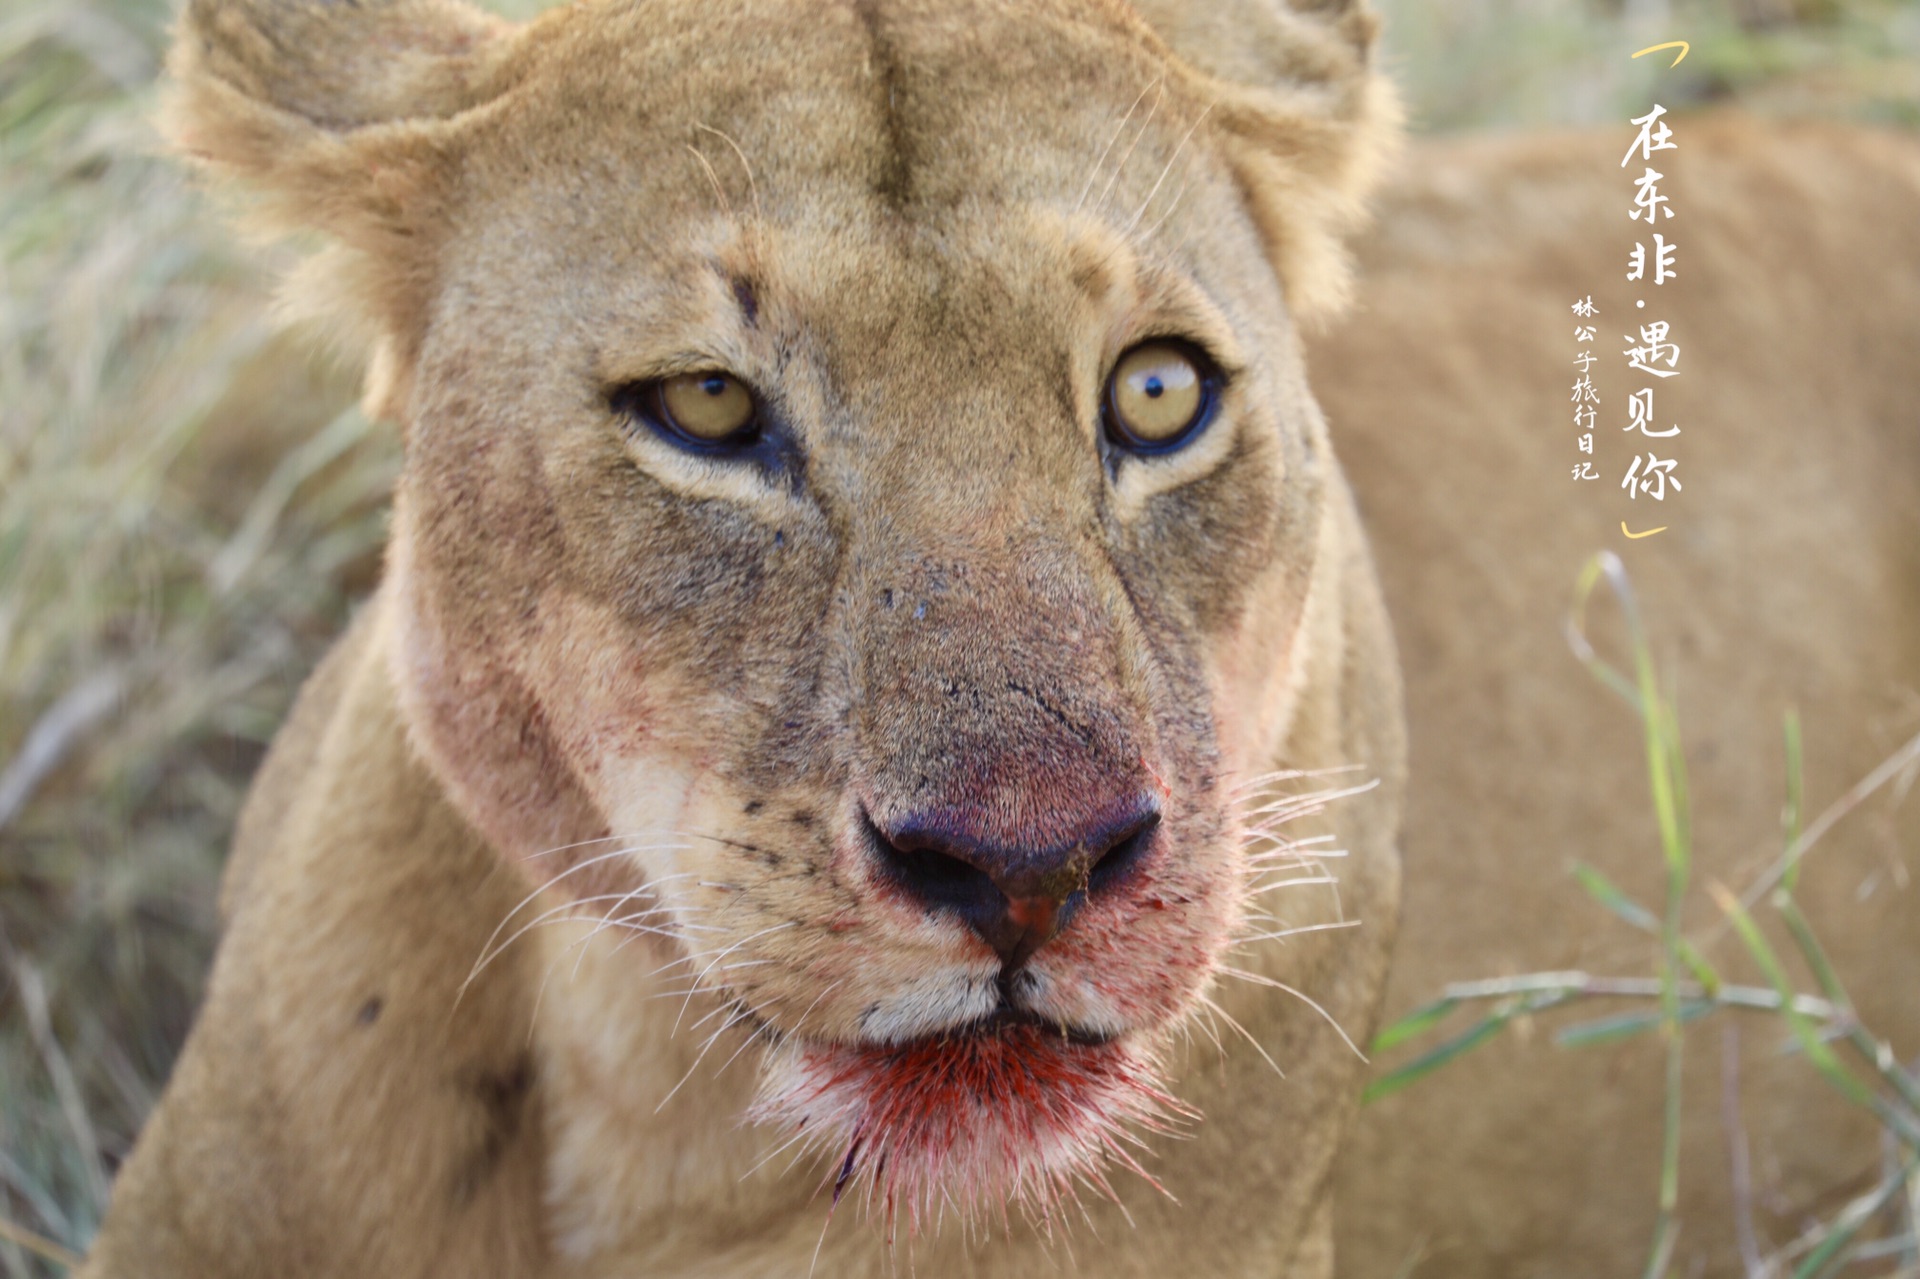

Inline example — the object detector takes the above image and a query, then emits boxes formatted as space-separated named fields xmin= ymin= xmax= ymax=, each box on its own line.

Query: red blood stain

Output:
xmin=754 ymin=1024 xmax=1192 ymax=1238
xmin=1140 ymin=754 xmax=1174 ymax=801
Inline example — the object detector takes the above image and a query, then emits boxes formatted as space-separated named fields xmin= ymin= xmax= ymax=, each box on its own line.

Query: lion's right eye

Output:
xmin=1102 ymin=341 xmax=1219 ymax=457
xmin=615 ymin=371 xmax=761 ymax=452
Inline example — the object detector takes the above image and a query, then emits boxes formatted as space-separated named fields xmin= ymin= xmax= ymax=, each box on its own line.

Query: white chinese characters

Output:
xmin=1622 ymin=452 xmax=1682 ymax=500
xmin=1627 ymin=234 xmax=1677 ymax=284
xmin=1620 ymin=106 xmax=1683 ymax=500
xmin=1570 ymin=102 xmax=1687 ymax=501
xmin=1622 ymin=104 xmax=1678 ymax=167
xmin=1570 ymin=296 xmax=1601 ymax=474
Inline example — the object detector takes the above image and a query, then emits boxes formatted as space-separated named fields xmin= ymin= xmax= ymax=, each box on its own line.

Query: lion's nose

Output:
xmin=867 ymin=797 xmax=1160 ymax=968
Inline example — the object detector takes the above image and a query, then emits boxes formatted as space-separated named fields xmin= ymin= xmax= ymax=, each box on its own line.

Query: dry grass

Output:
xmin=1375 ymin=0 xmax=1920 ymax=131
xmin=0 ymin=0 xmax=393 ymax=1268
xmin=0 ymin=0 xmax=1912 ymax=1273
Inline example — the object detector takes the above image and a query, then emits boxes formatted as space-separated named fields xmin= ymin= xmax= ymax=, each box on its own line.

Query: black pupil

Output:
xmin=1144 ymin=375 xmax=1164 ymax=399
xmin=701 ymin=376 xmax=728 ymax=397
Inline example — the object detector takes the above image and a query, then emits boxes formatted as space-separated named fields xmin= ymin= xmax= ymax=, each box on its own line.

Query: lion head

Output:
xmin=165 ymin=0 xmax=1399 ymax=1232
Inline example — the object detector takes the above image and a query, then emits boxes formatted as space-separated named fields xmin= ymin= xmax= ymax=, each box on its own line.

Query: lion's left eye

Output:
xmin=614 ymin=371 xmax=761 ymax=452
xmin=1102 ymin=341 xmax=1219 ymax=456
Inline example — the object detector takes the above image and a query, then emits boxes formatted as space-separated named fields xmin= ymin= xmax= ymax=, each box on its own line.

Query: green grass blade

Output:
xmin=1789 ymin=1156 xmax=1919 ymax=1279
xmin=1708 ymin=883 xmax=1877 ymax=1110
xmin=1364 ymin=1004 xmax=1522 ymax=1104
xmin=1556 ymin=1000 xmax=1716 ymax=1049
xmin=1573 ymin=862 xmax=1659 ymax=933
xmin=1370 ymin=997 xmax=1459 ymax=1054
xmin=1673 ymin=940 xmax=1723 ymax=997
xmin=1569 ymin=862 xmax=1721 ymax=992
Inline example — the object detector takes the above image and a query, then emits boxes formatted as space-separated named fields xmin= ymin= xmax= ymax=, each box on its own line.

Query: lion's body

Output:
xmin=80 ymin=0 xmax=1920 ymax=1275
xmin=1322 ymin=118 xmax=1920 ymax=1277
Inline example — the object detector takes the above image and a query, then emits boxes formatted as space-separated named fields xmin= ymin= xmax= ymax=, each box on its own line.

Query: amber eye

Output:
xmin=657 ymin=371 xmax=757 ymax=443
xmin=1103 ymin=341 xmax=1218 ymax=455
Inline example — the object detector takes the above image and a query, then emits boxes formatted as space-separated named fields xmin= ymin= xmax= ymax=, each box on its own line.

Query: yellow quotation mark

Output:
xmin=1631 ymin=41 xmax=1690 ymax=67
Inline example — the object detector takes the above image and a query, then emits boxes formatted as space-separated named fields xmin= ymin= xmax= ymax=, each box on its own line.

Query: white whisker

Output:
xmin=1225 ymin=763 xmax=1366 ymax=796
xmin=655 ymin=1007 xmax=755 ymax=1113
xmin=465 ymin=851 xmax=697 ymax=994
xmin=684 ymin=142 xmax=736 ymax=226
xmin=1244 ymin=874 xmax=1339 ymax=897
xmin=1091 ymin=80 xmax=1165 ymax=218
xmin=742 ymin=1119 xmax=819 ymax=1183
xmin=465 ymin=874 xmax=683 ymax=996
xmin=1124 ymin=101 xmax=1213 ymax=234
xmin=695 ymin=122 xmax=762 ymax=225
xmin=1074 ymin=76 xmax=1161 ymax=215
xmin=1230 ymin=919 xmax=1362 ymax=947
xmin=673 ymin=922 xmax=800 ymax=1034
xmin=523 ymin=833 xmax=634 ymax=861
xmin=1195 ymin=992 xmax=1283 ymax=1080
xmin=1215 ymin=966 xmax=1366 ymax=1062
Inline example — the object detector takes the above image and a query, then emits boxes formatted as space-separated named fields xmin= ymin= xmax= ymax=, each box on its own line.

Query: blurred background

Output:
xmin=0 ymin=0 xmax=1915 ymax=1271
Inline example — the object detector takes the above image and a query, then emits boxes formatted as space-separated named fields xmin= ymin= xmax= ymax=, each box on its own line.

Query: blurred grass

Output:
xmin=0 ymin=0 xmax=1913 ymax=1272
xmin=0 ymin=0 xmax=395 ymax=1268
xmin=1367 ymin=554 xmax=1920 ymax=1277
xmin=1375 ymin=0 xmax=1920 ymax=131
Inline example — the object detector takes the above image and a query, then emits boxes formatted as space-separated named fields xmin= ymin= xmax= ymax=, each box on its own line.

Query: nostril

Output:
xmin=893 ymin=847 xmax=996 ymax=904
xmin=864 ymin=812 xmax=1006 ymax=919
xmin=1086 ymin=810 xmax=1158 ymax=898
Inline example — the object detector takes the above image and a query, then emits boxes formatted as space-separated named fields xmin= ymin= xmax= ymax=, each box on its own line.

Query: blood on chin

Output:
xmin=750 ymin=1021 xmax=1191 ymax=1235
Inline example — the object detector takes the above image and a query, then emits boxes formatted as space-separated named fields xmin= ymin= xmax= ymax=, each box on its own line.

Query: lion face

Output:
xmin=168 ymin=0 xmax=1390 ymax=1226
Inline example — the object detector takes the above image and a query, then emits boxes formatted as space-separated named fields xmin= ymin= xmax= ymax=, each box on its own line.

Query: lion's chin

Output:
xmin=750 ymin=1020 xmax=1188 ymax=1233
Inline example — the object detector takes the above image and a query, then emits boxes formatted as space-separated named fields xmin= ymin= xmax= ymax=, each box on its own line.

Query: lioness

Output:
xmin=83 ymin=0 xmax=1920 ymax=1274
xmin=90 ymin=0 xmax=1404 ymax=1275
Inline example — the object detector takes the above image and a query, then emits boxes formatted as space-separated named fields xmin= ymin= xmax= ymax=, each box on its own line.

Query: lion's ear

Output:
xmin=163 ymin=0 xmax=520 ymax=400
xmin=1130 ymin=0 xmax=1400 ymax=322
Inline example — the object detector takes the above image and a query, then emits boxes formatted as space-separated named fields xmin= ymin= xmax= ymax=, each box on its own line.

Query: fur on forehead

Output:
xmin=162 ymin=0 xmax=1396 ymax=417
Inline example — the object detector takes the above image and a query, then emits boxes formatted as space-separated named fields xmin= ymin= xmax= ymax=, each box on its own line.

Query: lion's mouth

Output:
xmin=932 ymin=1002 xmax=1118 ymax=1049
xmin=751 ymin=1015 xmax=1186 ymax=1226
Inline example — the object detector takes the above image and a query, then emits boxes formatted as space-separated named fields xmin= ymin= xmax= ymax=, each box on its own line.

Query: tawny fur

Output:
xmin=81 ymin=0 xmax=1920 ymax=1277
xmin=1321 ymin=118 xmax=1920 ymax=1278
xmin=91 ymin=1 xmax=1403 ymax=1275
